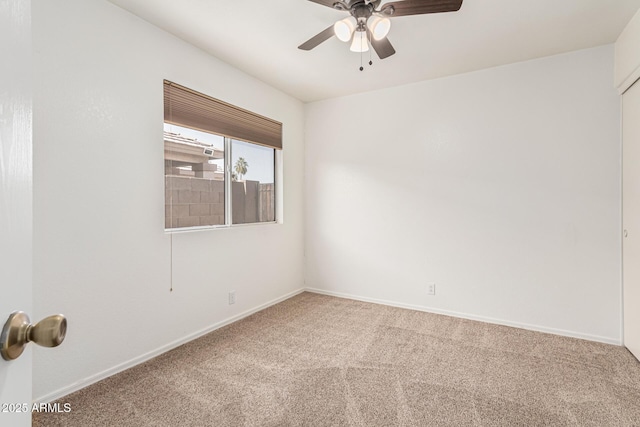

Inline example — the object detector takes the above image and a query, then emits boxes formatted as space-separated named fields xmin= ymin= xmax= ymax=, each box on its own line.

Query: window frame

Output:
xmin=163 ymin=80 xmax=281 ymax=232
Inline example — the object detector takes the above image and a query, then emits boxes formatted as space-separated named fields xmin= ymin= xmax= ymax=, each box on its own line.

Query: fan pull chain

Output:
xmin=359 ymin=32 xmax=364 ymax=71
xmin=368 ymin=31 xmax=373 ymax=66
xmin=356 ymin=30 xmax=373 ymax=71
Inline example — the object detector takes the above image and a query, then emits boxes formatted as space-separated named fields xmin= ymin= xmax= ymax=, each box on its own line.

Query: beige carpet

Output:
xmin=34 ymin=292 xmax=640 ymax=426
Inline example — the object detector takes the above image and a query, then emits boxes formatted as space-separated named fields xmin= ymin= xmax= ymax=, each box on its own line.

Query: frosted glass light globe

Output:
xmin=368 ymin=16 xmax=391 ymax=40
xmin=349 ymin=31 xmax=369 ymax=52
xmin=334 ymin=17 xmax=356 ymax=42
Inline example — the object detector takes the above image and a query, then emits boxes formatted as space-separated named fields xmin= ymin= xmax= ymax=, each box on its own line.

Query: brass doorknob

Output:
xmin=1 ymin=312 xmax=67 ymax=361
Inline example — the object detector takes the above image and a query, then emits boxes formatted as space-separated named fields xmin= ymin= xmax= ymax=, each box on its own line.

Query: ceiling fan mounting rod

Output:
xmin=333 ymin=0 xmax=376 ymax=21
xmin=353 ymin=4 xmax=373 ymax=19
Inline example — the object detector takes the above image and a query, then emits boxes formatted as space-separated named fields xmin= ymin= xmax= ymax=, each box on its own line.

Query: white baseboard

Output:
xmin=34 ymin=287 xmax=305 ymax=404
xmin=305 ymin=287 xmax=622 ymax=346
xmin=36 ymin=285 xmax=622 ymax=403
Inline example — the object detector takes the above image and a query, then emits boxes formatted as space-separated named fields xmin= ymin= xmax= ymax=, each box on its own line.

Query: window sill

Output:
xmin=164 ymin=221 xmax=279 ymax=234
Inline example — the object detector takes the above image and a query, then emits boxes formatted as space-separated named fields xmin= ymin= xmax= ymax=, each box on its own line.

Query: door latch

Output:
xmin=1 ymin=311 xmax=67 ymax=361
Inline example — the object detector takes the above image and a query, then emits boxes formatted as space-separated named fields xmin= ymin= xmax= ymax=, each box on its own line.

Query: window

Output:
xmin=231 ymin=139 xmax=275 ymax=224
xmin=163 ymin=81 xmax=281 ymax=230
xmin=164 ymin=124 xmax=225 ymax=228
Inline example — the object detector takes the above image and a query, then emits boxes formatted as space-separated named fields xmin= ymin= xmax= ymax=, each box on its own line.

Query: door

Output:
xmin=0 ymin=0 xmax=33 ymax=426
xmin=623 ymin=79 xmax=640 ymax=361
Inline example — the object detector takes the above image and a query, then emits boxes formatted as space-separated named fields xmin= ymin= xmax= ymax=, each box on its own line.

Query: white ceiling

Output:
xmin=108 ymin=0 xmax=640 ymax=102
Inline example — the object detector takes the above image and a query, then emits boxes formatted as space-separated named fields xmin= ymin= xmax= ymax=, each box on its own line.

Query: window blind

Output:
xmin=163 ymin=80 xmax=282 ymax=150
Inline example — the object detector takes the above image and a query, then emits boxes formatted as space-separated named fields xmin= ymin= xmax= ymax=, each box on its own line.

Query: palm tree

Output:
xmin=234 ymin=157 xmax=249 ymax=181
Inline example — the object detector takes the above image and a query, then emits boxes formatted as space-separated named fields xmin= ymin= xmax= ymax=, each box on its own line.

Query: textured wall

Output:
xmin=32 ymin=0 xmax=304 ymax=402
xmin=305 ymin=45 xmax=622 ymax=344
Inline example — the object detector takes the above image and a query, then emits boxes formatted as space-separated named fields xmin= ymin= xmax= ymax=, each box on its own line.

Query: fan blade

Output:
xmin=368 ymin=31 xmax=396 ymax=59
xmin=298 ymin=26 xmax=335 ymax=51
xmin=307 ymin=0 xmax=344 ymax=9
xmin=381 ymin=0 xmax=462 ymax=17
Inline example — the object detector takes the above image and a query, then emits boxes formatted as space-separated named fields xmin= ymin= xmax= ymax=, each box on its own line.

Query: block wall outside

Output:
xmin=232 ymin=180 xmax=269 ymax=224
xmin=165 ymin=176 xmax=224 ymax=228
xmin=259 ymin=183 xmax=275 ymax=222
xmin=165 ymin=176 xmax=274 ymax=228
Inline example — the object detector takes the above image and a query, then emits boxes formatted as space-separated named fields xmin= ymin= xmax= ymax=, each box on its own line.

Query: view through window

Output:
xmin=164 ymin=125 xmax=276 ymax=229
xmin=231 ymin=139 xmax=275 ymax=224
xmin=164 ymin=124 xmax=225 ymax=229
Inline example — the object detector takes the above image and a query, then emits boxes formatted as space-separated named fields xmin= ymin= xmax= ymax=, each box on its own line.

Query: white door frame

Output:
xmin=622 ymin=78 xmax=640 ymax=362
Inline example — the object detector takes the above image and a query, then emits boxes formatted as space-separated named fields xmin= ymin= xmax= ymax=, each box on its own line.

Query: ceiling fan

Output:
xmin=298 ymin=0 xmax=463 ymax=66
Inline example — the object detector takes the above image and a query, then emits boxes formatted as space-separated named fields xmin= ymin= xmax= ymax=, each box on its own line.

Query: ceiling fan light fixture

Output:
xmin=349 ymin=31 xmax=369 ymax=53
xmin=298 ymin=0 xmax=464 ymax=62
xmin=368 ymin=16 xmax=391 ymax=40
xmin=334 ymin=17 xmax=356 ymax=42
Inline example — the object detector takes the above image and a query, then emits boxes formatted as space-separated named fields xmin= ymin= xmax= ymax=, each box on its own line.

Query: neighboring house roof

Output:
xmin=164 ymin=131 xmax=224 ymax=164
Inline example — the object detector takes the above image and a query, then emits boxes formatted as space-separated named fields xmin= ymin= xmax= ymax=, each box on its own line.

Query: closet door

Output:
xmin=623 ymin=79 xmax=640 ymax=361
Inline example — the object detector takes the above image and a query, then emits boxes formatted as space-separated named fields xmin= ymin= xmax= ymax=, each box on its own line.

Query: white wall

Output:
xmin=32 ymin=0 xmax=304 ymax=401
xmin=305 ymin=45 xmax=622 ymax=344
xmin=615 ymin=8 xmax=640 ymax=93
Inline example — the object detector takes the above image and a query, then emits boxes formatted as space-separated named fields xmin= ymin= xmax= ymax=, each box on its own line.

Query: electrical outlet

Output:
xmin=228 ymin=291 xmax=236 ymax=305
xmin=427 ymin=283 xmax=436 ymax=295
